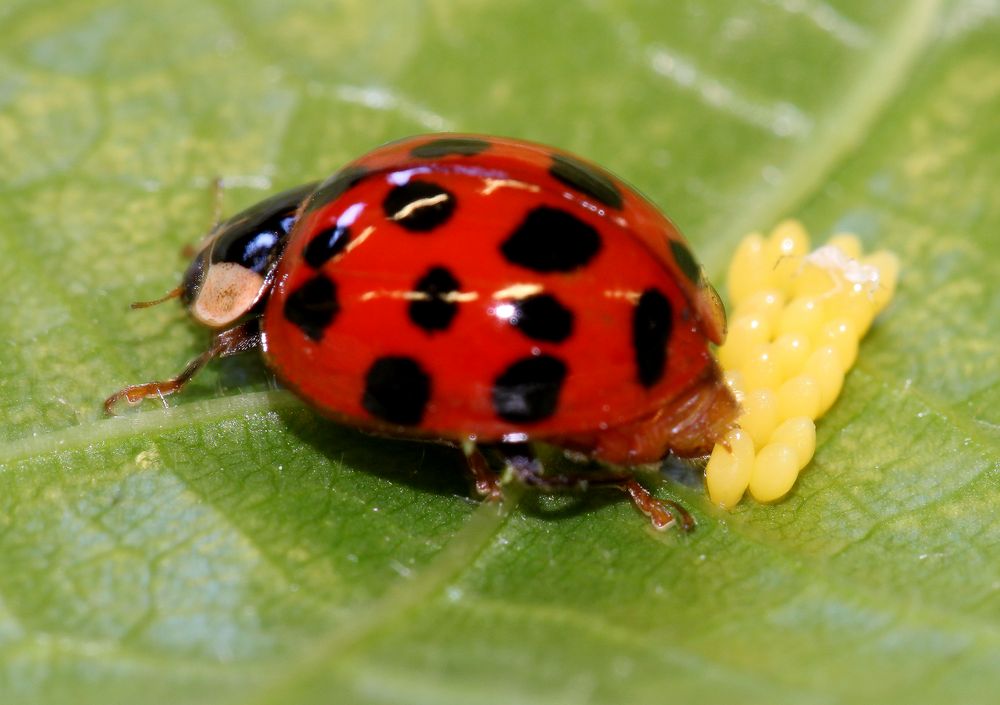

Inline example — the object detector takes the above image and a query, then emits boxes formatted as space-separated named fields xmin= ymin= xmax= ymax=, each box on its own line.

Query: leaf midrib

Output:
xmin=0 ymin=391 xmax=300 ymax=467
xmin=700 ymin=0 xmax=943 ymax=272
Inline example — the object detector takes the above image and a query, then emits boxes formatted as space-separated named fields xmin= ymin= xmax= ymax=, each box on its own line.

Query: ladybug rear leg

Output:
xmin=103 ymin=320 xmax=260 ymax=414
xmin=492 ymin=443 xmax=695 ymax=532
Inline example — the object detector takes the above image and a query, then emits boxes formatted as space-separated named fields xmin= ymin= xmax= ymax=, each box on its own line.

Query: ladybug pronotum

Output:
xmin=106 ymin=134 xmax=740 ymax=531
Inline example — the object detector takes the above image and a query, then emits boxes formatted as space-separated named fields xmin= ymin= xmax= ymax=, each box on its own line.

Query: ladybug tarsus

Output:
xmin=492 ymin=443 xmax=694 ymax=531
xmin=621 ymin=478 xmax=695 ymax=532
xmin=104 ymin=321 xmax=261 ymax=415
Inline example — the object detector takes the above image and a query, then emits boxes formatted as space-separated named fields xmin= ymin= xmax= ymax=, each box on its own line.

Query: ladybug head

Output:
xmin=177 ymin=182 xmax=316 ymax=328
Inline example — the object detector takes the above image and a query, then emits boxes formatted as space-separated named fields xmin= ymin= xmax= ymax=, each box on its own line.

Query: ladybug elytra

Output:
xmin=106 ymin=134 xmax=739 ymax=530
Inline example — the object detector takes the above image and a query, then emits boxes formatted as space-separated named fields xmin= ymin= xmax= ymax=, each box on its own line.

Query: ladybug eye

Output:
xmin=180 ymin=252 xmax=207 ymax=306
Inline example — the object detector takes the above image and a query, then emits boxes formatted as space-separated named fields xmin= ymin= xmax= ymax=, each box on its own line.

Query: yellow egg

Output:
xmin=727 ymin=233 xmax=772 ymax=307
xmin=765 ymin=222 xmax=809 ymax=296
xmin=770 ymin=332 xmax=812 ymax=379
xmin=864 ymin=250 xmax=900 ymax=313
xmin=717 ymin=314 xmax=772 ymax=370
xmin=776 ymin=296 xmax=826 ymax=340
xmin=816 ymin=318 xmax=860 ymax=369
xmin=705 ymin=428 xmax=755 ymax=508
xmin=826 ymin=283 xmax=876 ymax=334
xmin=792 ymin=262 xmax=837 ymax=298
xmin=768 ymin=417 xmax=816 ymax=467
xmin=767 ymin=220 xmax=811 ymax=260
xmin=738 ymin=389 xmax=779 ymax=447
xmin=776 ymin=375 xmax=821 ymax=420
xmin=740 ymin=345 xmax=782 ymax=392
xmin=748 ymin=443 xmax=801 ymax=502
xmin=714 ymin=224 xmax=897 ymax=509
xmin=826 ymin=233 xmax=862 ymax=259
xmin=804 ymin=345 xmax=846 ymax=414
xmin=733 ymin=289 xmax=786 ymax=329
xmin=773 ymin=256 xmax=803 ymax=296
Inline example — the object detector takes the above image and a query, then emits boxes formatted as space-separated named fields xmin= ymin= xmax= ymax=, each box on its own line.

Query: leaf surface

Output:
xmin=1 ymin=1 xmax=998 ymax=703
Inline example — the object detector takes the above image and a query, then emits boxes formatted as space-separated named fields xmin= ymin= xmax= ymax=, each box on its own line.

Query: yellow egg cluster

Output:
xmin=705 ymin=220 xmax=899 ymax=508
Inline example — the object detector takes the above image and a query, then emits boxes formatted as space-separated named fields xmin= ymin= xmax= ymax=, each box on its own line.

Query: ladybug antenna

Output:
xmin=130 ymin=284 xmax=185 ymax=310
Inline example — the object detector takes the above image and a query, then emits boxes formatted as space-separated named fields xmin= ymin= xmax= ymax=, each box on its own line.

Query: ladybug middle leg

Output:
xmin=103 ymin=320 xmax=260 ymax=414
xmin=488 ymin=443 xmax=695 ymax=532
xmin=181 ymin=177 xmax=227 ymax=259
xmin=463 ymin=444 xmax=503 ymax=501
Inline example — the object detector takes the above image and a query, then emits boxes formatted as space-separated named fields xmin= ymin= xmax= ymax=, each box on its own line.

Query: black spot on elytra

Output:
xmin=411 ymin=137 xmax=491 ymax=158
xmin=362 ymin=356 xmax=431 ymax=426
xmin=305 ymin=166 xmax=369 ymax=213
xmin=633 ymin=288 xmax=673 ymax=387
xmin=383 ymin=180 xmax=456 ymax=232
xmin=284 ymin=274 xmax=339 ymax=341
xmin=492 ymin=355 xmax=567 ymax=423
xmin=409 ymin=266 xmax=461 ymax=333
xmin=504 ymin=293 xmax=574 ymax=343
xmin=670 ymin=240 xmax=702 ymax=285
xmin=500 ymin=207 xmax=601 ymax=273
xmin=549 ymin=153 xmax=624 ymax=210
xmin=303 ymin=224 xmax=351 ymax=268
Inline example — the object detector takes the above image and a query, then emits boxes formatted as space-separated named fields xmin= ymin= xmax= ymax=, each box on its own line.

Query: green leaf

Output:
xmin=1 ymin=1 xmax=998 ymax=703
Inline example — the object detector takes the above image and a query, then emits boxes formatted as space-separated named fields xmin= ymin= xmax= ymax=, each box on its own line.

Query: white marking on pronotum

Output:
xmin=359 ymin=290 xmax=479 ymax=303
xmin=491 ymin=283 xmax=543 ymax=299
xmin=603 ymin=289 xmax=642 ymax=304
xmin=479 ymin=178 xmax=541 ymax=196
xmin=390 ymin=193 xmax=449 ymax=221
xmin=341 ymin=225 xmax=375 ymax=256
xmin=443 ymin=291 xmax=479 ymax=303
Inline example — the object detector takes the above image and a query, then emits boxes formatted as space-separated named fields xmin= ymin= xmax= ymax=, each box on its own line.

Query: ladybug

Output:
xmin=106 ymin=134 xmax=739 ymax=531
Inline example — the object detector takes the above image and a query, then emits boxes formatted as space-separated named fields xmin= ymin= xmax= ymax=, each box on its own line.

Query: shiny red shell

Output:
xmin=262 ymin=134 xmax=736 ymax=463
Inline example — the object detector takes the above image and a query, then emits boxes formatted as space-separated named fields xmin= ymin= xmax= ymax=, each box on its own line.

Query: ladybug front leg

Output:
xmin=103 ymin=320 xmax=260 ymax=414
xmin=492 ymin=443 xmax=695 ymax=532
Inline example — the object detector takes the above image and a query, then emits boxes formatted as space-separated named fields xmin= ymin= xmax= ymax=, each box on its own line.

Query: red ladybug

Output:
xmin=106 ymin=134 xmax=739 ymax=530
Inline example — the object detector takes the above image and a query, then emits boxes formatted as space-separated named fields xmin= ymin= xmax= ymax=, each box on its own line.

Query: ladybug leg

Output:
xmin=494 ymin=443 xmax=695 ymax=532
xmin=181 ymin=177 xmax=226 ymax=259
xmin=208 ymin=176 xmax=225 ymax=231
xmin=103 ymin=320 xmax=260 ymax=414
xmin=462 ymin=444 xmax=503 ymax=501
xmin=619 ymin=479 xmax=696 ymax=532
